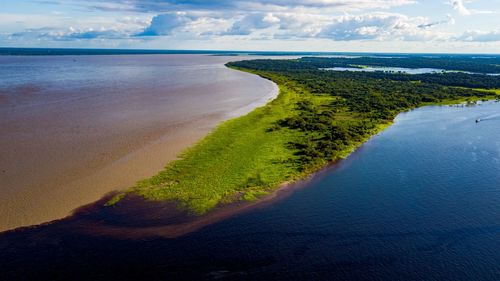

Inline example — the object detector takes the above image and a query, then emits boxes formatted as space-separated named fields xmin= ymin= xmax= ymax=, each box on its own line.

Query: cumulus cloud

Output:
xmin=135 ymin=12 xmax=233 ymax=37
xmin=457 ymin=30 xmax=500 ymax=42
xmin=211 ymin=12 xmax=450 ymax=41
xmin=321 ymin=13 xmax=402 ymax=40
xmin=224 ymin=13 xmax=280 ymax=35
xmin=137 ymin=13 xmax=194 ymax=36
xmin=5 ymin=0 xmax=499 ymax=47
xmin=316 ymin=13 xmax=451 ymax=41
xmin=19 ymin=10 xmax=457 ymax=43
xmin=133 ymin=11 xmax=500 ymax=43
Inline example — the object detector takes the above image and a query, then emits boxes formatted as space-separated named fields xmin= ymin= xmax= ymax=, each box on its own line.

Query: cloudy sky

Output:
xmin=1 ymin=0 xmax=499 ymax=53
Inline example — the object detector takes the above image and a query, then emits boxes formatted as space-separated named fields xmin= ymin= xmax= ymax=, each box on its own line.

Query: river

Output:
xmin=2 ymin=100 xmax=499 ymax=280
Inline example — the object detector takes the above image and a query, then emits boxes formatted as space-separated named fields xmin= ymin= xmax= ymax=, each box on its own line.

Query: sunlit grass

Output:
xmin=109 ymin=72 xmax=316 ymax=213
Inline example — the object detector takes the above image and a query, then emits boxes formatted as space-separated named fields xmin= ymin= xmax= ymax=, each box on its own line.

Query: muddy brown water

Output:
xmin=0 ymin=54 xmax=281 ymax=232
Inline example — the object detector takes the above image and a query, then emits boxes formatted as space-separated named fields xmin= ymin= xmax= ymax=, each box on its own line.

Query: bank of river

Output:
xmin=1 ymin=100 xmax=499 ymax=281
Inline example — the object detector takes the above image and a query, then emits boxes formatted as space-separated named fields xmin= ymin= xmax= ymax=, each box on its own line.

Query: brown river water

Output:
xmin=0 ymin=54 xmax=280 ymax=232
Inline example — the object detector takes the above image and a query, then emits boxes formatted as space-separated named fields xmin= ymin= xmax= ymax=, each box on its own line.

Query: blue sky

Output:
xmin=1 ymin=0 xmax=499 ymax=53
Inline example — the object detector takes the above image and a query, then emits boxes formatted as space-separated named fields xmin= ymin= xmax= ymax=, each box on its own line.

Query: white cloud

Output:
xmin=224 ymin=13 xmax=280 ymax=35
xmin=2 ymin=0 xmax=499 ymax=51
xmin=137 ymin=13 xmax=194 ymax=36
xmin=16 ymin=10 xmax=454 ymax=43
xmin=320 ymin=13 xmax=452 ymax=41
xmin=450 ymin=0 xmax=471 ymax=15
xmin=215 ymin=12 xmax=452 ymax=41
xmin=457 ymin=30 xmax=500 ymax=42
xmin=449 ymin=0 xmax=494 ymax=16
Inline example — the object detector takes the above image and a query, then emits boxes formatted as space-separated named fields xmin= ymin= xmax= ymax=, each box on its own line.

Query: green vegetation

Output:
xmin=299 ymin=56 xmax=500 ymax=74
xmin=110 ymin=73 xmax=324 ymax=213
xmin=234 ymin=58 xmax=500 ymax=89
xmin=108 ymin=57 xmax=500 ymax=214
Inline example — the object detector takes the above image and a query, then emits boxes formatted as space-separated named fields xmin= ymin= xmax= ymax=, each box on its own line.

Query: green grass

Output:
xmin=107 ymin=70 xmax=499 ymax=214
xmin=109 ymin=72 xmax=319 ymax=213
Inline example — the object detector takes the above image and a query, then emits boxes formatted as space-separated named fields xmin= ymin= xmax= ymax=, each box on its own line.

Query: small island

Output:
xmin=108 ymin=56 xmax=500 ymax=215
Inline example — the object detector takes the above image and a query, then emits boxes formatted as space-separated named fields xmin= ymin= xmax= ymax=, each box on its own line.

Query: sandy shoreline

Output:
xmin=0 ymin=55 xmax=278 ymax=232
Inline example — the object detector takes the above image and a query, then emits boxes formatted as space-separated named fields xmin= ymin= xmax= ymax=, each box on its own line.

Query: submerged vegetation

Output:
xmin=109 ymin=57 xmax=499 ymax=214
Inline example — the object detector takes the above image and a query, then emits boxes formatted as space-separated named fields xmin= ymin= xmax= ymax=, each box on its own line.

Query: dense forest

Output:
xmin=300 ymin=56 xmax=500 ymax=74
xmin=234 ymin=56 xmax=500 ymax=74
xmin=227 ymin=57 xmax=499 ymax=168
xmin=230 ymin=58 xmax=500 ymax=89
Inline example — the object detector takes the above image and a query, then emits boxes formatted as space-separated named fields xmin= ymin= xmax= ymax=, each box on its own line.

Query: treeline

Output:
xmin=228 ymin=58 xmax=498 ymax=168
xmin=228 ymin=59 xmax=500 ymax=89
xmin=300 ymin=56 xmax=500 ymax=74
xmin=291 ymin=71 xmax=491 ymax=115
xmin=318 ymin=70 xmax=500 ymax=89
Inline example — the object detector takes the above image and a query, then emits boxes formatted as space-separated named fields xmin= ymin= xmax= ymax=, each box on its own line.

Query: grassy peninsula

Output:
xmin=108 ymin=57 xmax=500 ymax=214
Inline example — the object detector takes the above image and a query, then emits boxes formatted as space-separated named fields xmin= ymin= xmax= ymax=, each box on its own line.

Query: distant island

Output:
xmin=108 ymin=56 xmax=500 ymax=214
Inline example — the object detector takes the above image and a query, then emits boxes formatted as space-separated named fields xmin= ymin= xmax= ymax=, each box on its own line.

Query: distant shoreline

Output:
xmin=2 ymin=47 xmax=500 ymax=56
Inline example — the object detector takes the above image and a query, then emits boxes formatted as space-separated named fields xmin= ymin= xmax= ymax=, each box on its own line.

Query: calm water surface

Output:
xmin=0 ymin=54 xmax=279 ymax=231
xmin=1 ymin=102 xmax=500 ymax=280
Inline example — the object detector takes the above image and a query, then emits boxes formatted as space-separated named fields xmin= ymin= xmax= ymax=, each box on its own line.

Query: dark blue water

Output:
xmin=1 ymin=102 xmax=500 ymax=280
xmin=173 ymin=101 xmax=500 ymax=280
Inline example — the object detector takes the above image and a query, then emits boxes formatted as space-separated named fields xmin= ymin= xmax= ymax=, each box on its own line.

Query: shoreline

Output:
xmin=0 ymin=111 xmax=387 ymax=238
xmin=0 ymin=109 xmax=391 ymax=239
xmin=0 ymin=155 xmax=351 ymax=239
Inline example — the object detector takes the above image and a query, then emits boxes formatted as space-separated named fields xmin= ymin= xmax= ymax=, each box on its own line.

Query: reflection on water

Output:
xmin=1 ymin=102 xmax=500 ymax=281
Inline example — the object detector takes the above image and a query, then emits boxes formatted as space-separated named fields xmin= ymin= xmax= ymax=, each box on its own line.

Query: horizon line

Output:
xmin=1 ymin=47 xmax=500 ymax=56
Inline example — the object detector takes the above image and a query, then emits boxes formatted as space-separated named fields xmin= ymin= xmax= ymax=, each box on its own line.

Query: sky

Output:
xmin=1 ymin=0 xmax=499 ymax=53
